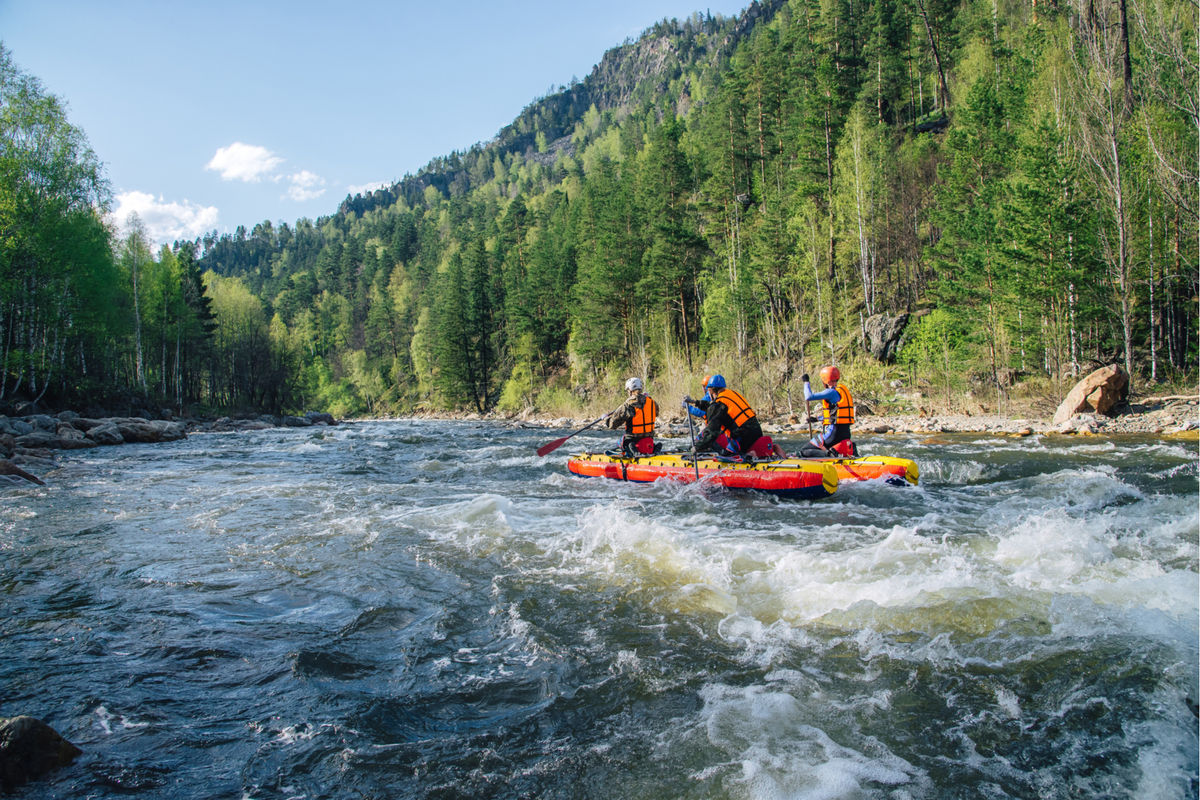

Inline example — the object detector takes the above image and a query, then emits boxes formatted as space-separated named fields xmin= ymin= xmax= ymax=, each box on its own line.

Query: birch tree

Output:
xmin=1071 ymin=0 xmax=1138 ymax=381
xmin=833 ymin=104 xmax=887 ymax=317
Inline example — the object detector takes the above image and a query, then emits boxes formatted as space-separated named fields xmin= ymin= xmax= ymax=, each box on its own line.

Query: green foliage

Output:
xmin=899 ymin=308 xmax=968 ymax=407
xmin=4 ymin=2 xmax=1197 ymax=418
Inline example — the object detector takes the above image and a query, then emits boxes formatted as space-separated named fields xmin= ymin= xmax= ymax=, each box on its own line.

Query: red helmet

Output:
xmin=819 ymin=365 xmax=840 ymax=385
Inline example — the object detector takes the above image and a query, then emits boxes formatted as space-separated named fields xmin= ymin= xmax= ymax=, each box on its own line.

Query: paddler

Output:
xmin=799 ymin=365 xmax=858 ymax=457
xmin=690 ymin=374 xmax=782 ymax=459
xmin=607 ymin=377 xmax=659 ymax=456
xmin=682 ymin=374 xmax=735 ymax=454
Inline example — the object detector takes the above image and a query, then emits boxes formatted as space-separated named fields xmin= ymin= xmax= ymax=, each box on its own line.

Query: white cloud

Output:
xmin=204 ymin=142 xmax=327 ymax=204
xmin=112 ymin=191 xmax=219 ymax=245
xmin=205 ymin=142 xmax=283 ymax=182
xmin=286 ymin=170 xmax=326 ymax=202
xmin=346 ymin=180 xmax=390 ymax=197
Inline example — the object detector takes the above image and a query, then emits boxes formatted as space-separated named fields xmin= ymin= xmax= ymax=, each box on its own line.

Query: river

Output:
xmin=2 ymin=420 xmax=1197 ymax=799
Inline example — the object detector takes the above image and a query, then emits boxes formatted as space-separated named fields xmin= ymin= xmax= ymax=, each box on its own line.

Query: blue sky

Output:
xmin=2 ymin=0 xmax=749 ymax=247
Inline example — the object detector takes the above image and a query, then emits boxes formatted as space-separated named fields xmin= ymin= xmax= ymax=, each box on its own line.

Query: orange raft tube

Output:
xmin=807 ymin=454 xmax=919 ymax=486
xmin=566 ymin=452 xmax=839 ymax=500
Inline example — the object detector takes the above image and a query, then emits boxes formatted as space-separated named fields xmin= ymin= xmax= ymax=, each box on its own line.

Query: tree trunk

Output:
xmin=133 ymin=258 xmax=145 ymax=391
xmin=1119 ymin=0 xmax=1134 ymax=117
xmin=914 ymin=0 xmax=951 ymax=110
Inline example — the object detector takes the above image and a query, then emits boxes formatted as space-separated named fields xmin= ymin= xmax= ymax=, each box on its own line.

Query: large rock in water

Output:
xmin=0 ymin=716 xmax=81 ymax=792
xmin=1052 ymin=364 xmax=1129 ymax=424
xmin=863 ymin=312 xmax=909 ymax=362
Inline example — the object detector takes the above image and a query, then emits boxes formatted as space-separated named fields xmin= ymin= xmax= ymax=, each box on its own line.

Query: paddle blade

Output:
xmin=536 ymin=436 xmax=569 ymax=457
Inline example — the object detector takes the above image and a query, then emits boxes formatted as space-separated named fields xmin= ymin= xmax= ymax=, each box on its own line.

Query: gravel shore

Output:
xmin=439 ymin=393 xmax=1200 ymax=440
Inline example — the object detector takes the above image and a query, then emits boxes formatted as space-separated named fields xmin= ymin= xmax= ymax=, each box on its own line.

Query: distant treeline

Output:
xmin=2 ymin=0 xmax=1196 ymax=418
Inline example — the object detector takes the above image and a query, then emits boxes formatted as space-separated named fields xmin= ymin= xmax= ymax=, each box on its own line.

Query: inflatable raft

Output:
xmin=566 ymin=452 xmax=839 ymax=499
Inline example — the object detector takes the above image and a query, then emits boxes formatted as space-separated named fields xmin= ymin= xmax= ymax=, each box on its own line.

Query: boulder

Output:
xmin=305 ymin=411 xmax=337 ymax=426
xmin=1052 ymin=365 xmax=1129 ymax=424
xmin=0 ymin=433 xmax=13 ymax=458
xmin=86 ymin=421 xmax=125 ymax=445
xmin=863 ymin=312 xmax=909 ymax=362
xmin=14 ymin=428 xmax=97 ymax=450
xmin=116 ymin=419 xmax=186 ymax=443
xmin=282 ymin=415 xmax=313 ymax=427
xmin=231 ymin=419 xmax=273 ymax=431
xmin=55 ymin=423 xmax=85 ymax=441
xmin=0 ymin=716 xmax=80 ymax=791
xmin=15 ymin=430 xmax=58 ymax=449
xmin=27 ymin=414 xmax=59 ymax=432
xmin=153 ymin=420 xmax=187 ymax=441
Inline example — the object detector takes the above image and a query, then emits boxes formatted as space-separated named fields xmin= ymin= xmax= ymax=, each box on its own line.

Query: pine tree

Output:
xmin=636 ymin=115 xmax=706 ymax=365
xmin=929 ymin=74 xmax=1018 ymax=395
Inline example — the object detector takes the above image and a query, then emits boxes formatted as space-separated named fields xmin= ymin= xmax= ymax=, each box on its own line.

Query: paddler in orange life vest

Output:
xmin=607 ymin=377 xmax=659 ymax=456
xmin=800 ymin=365 xmax=858 ymax=457
xmin=690 ymin=374 xmax=782 ymax=459
xmin=682 ymin=374 xmax=735 ymax=453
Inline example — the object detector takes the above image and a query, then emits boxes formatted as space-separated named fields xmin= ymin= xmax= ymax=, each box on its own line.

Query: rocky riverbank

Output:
xmin=784 ymin=393 xmax=1200 ymax=438
xmin=0 ymin=410 xmax=338 ymax=486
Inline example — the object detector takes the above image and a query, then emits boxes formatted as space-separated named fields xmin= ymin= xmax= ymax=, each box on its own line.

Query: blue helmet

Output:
xmin=706 ymin=374 xmax=726 ymax=389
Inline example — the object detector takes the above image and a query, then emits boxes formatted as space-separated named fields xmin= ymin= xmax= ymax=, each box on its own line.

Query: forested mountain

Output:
xmin=2 ymin=0 xmax=1196 ymax=418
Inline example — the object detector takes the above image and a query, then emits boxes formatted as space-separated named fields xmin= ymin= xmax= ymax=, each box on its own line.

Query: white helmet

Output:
xmin=625 ymin=377 xmax=643 ymax=392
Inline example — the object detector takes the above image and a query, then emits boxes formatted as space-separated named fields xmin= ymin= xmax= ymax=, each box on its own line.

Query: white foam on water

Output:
xmin=1068 ymin=440 xmax=1120 ymax=454
xmin=614 ymin=649 xmax=643 ymax=675
xmin=404 ymin=493 xmax=516 ymax=553
xmin=690 ymin=682 xmax=925 ymax=799
xmin=725 ymin=524 xmax=998 ymax=635
xmin=990 ymin=501 xmax=1199 ymax=630
xmin=520 ymin=498 xmax=1020 ymax=642
xmin=917 ymin=458 xmax=994 ymax=484
xmin=527 ymin=458 xmax=1196 ymax=657
xmin=547 ymin=502 xmax=723 ymax=587
xmin=1139 ymin=440 xmax=1196 ymax=459
xmin=1133 ymin=718 xmax=1199 ymax=800
xmin=94 ymin=705 xmax=150 ymax=734
xmin=993 ymin=686 xmax=1022 ymax=719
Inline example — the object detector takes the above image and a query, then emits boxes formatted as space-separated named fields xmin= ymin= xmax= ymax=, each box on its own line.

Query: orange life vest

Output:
xmin=714 ymin=388 xmax=756 ymax=430
xmin=822 ymin=385 xmax=855 ymax=426
xmin=629 ymin=395 xmax=657 ymax=436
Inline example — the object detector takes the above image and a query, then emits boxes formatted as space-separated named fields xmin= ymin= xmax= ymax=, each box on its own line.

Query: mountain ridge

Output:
xmin=336 ymin=1 xmax=784 ymax=221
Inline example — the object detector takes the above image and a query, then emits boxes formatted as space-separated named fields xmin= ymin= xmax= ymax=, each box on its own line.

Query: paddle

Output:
xmin=684 ymin=397 xmax=701 ymax=481
xmin=536 ymin=412 xmax=613 ymax=457
xmin=802 ymin=372 xmax=815 ymax=443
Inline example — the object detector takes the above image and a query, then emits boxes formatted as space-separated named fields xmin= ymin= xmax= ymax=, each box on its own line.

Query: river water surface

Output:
xmin=2 ymin=420 xmax=1197 ymax=799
